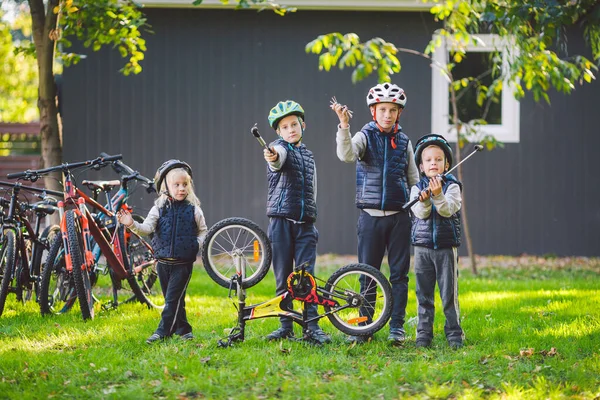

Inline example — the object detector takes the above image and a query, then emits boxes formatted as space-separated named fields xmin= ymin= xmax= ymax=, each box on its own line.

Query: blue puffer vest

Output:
xmin=266 ymin=139 xmax=317 ymax=223
xmin=411 ymin=174 xmax=462 ymax=249
xmin=356 ymin=122 xmax=410 ymax=210
xmin=151 ymin=200 xmax=199 ymax=262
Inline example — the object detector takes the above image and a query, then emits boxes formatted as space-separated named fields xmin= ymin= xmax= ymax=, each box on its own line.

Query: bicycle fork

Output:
xmin=218 ymin=251 xmax=247 ymax=347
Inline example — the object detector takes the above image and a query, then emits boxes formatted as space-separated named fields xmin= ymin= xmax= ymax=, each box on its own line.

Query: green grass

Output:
xmin=0 ymin=259 xmax=599 ymax=399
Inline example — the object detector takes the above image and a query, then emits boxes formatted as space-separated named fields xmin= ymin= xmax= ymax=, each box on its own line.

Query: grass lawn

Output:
xmin=0 ymin=256 xmax=598 ymax=399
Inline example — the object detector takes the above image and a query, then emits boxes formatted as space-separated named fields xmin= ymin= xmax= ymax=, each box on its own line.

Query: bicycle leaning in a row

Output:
xmin=8 ymin=154 xmax=160 ymax=320
xmin=0 ymin=181 xmax=61 ymax=317
xmin=201 ymin=217 xmax=393 ymax=346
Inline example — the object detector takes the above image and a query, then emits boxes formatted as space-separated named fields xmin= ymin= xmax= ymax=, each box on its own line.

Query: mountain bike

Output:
xmin=0 ymin=181 xmax=61 ymax=316
xmin=201 ymin=217 xmax=393 ymax=346
xmin=37 ymin=156 xmax=161 ymax=316
xmin=8 ymin=154 xmax=158 ymax=320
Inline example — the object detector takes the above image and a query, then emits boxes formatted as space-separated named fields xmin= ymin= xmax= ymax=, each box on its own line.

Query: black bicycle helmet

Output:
xmin=155 ymin=159 xmax=193 ymax=192
xmin=414 ymin=134 xmax=453 ymax=169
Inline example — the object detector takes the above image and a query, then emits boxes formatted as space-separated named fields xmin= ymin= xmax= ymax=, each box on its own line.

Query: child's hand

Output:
xmin=117 ymin=209 xmax=134 ymax=227
xmin=429 ymin=176 xmax=443 ymax=197
xmin=264 ymin=147 xmax=278 ymax=163
xmin=330 ymin=96 xmax=353 ymax=128
xmin=419 ymin=189 xmax=431 ymax=202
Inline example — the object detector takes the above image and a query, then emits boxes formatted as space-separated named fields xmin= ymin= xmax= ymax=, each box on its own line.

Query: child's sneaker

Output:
xmin=265 ymin=327 xmax=294 ymax=341
xmin=145 ymin=333 xmax=164 ymax=344
xmin=448 ymin=340 xmax=463 ymax=349
xmin=415 ymin=339 xmax=432 ymax=348
xmin=308 ymin=329 xmax=331 ymax=345
xmin=387 ymin=327 xmax=406 ymax=343
xmin=180 ymin=332 xmax=195 ymax=341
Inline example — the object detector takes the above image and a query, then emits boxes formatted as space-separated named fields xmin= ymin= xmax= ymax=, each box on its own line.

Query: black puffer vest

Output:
xmin=411 ymin=174 xmax=462 ymax=249
xmin=266 ymin=139 xmax=317 ymax=223
xmin=356 ymin=122 xmax=410 ymax=210
xmin=151 ymin=200 xmax=199 ymax=262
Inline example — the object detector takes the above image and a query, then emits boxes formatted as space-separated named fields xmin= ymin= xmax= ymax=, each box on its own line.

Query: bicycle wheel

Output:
xmin=66 ymin=210 xmax=95 ymax=320
xmin=116 ymin=225 xmax=160 ymax=308
xmin=131 ymin=214 xmax=158 ymax=293
xmin=24 ymin=225 xmax=60 ymax=303
xmin=124 ymin=217 xmax=163 ymax=308
xmin=0 ymin=229 xmax=17 ymax=317
xmin=323 ymin=263 xmax=392 ymax=337
xmin=202 ymin=217 xmax=272 ymax=289
xmin=39 ymin=233 xmax=77 ymax=315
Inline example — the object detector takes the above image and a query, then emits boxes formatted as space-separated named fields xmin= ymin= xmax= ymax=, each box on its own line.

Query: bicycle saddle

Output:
xmin=82 ymin=180 xmax=121 ymax=192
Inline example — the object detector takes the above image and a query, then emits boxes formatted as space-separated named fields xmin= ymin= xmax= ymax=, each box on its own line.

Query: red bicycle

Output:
xmin=8 ymin=154 xmax=156 ymax=320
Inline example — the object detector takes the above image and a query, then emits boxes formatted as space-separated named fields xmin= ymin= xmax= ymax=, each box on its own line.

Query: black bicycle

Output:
xmin=0 ymin=181 xmax=61 ymax=316
xmin=201 ymin=217 xmax=393 ymax=346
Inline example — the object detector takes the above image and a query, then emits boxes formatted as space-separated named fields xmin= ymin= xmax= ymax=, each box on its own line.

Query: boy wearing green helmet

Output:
xmin=409 ymin=134 xmax=464 ymax=349
xmin=263 ymin=100 xmax=330 ymax=345
xmin=331 ymin=83 xmax=420 ymax=344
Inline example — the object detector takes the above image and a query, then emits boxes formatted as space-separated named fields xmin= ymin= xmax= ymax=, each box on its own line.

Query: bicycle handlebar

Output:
xmin=99 ymin=152 xmax=155 ymax=193
xmin=0 ymin=180 xmax=63 ymax=197
xmin=6 ymin=154 xmax=123 ymax=181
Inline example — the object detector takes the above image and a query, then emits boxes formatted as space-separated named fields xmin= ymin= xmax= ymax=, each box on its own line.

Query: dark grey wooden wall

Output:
xmin=61 ymin=8 xmax=600 ymax=256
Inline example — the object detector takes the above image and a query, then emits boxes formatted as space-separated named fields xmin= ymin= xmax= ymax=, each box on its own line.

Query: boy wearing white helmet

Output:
xmin=262 ymin=100 xmax=331 ymax=345
xmin=331 ymin=83 xmax=419 ymax=344
xmin=410 ymin=134 xmax=464 ymax=349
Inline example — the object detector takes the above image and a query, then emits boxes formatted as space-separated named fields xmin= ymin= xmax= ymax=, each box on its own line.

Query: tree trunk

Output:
xmin=29 ymin=0 xmax=62 ymax=223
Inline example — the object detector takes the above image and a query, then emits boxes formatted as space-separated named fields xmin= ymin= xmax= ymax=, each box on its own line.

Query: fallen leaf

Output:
xmin=520 ymin=348 xmax=534 ymax=357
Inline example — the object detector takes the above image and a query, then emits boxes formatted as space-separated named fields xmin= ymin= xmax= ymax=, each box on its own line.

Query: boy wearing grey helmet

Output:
xmin=410 ymin=134 xmax=464 ymax=349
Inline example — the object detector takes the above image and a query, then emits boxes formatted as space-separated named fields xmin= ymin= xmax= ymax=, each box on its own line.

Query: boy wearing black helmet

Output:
xmin=331 ymin=83 xmax=420 ymax=344
xmin=410 ymin=134 xmax=464 ymax=349
xmin=262 ymin=100 xmax=331 ymax=345
xmin=118 ymin=160 xmax=207 ymax=344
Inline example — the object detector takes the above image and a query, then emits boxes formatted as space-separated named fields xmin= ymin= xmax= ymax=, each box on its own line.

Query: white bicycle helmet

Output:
xmin=366 ymin=83 xmax=407 ymax=108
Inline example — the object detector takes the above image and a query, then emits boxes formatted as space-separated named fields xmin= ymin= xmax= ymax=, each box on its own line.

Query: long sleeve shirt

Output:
xmin=409 ymin=183 xmax=462 ymax=219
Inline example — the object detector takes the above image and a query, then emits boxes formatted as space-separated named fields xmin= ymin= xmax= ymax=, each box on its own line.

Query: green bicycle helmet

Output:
xmin=268 ymin=100 xmax=305 ymax=130
xmin=414 ymin=134 xmax=454 ymax=170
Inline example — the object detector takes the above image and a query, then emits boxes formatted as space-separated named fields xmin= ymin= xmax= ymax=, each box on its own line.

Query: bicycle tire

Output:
xmin=131 ymin=214 xmax=158 ymax=293
xmin=30 ymin=224 xmax=60 ymax=302
xmin=124 ymin=214 xmax=162 ymax=307
xmin=66 ymin=210 xmax=95 ymax=320
xmin=201 ymin=217 xmax=272 ymax=289
xmin=39 ymin=233 xmax=77 ymax=315
xmin=0 ymin=229 xmax=17 ymax=317
xmin=323 ymin=263 xmax=392 ymax=337
xmin=117 ymin=225 xmax=156 ymax=308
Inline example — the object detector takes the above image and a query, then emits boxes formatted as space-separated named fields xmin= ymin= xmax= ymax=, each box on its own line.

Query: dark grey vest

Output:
xmin=151 ymin=200 xmax=199 ymax=262
xmin=356 ymin=122 xmax=410 ymax=210
xmin=266 ymin=139 xmax=317 ymax=222
xmin=411 ymin=174 xmax=462 ymax=249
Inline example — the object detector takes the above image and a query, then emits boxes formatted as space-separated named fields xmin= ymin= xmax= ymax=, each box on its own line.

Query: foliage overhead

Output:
xmin=0 ymin=8 xmax=38 ymax=122
xmin=47 ymin=0 xmax=150 ymax=75
xmin=306 ymin=0 xmax=599 ymax=104
xmin=192 ymin=0 xmax=296 ymax=16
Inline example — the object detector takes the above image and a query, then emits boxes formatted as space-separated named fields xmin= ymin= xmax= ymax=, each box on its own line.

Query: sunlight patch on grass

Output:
xmin=534 ymin=315 xmax=600 ymax=339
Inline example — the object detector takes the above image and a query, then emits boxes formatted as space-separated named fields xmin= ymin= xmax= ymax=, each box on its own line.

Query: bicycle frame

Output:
xmin=0 ymin=183 xmax=60 ymax=287
xmin=218 ymin=256 xmax=350 ymax=347
xmin=83 ymin=182 xmax=155 ymax=277
xmin=58 ymin=172 xmax=128 ymax=280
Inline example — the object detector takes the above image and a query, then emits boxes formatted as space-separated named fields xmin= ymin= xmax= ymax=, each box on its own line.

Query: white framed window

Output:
xmin=431 ymin=34 xmax=520 ymax=143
